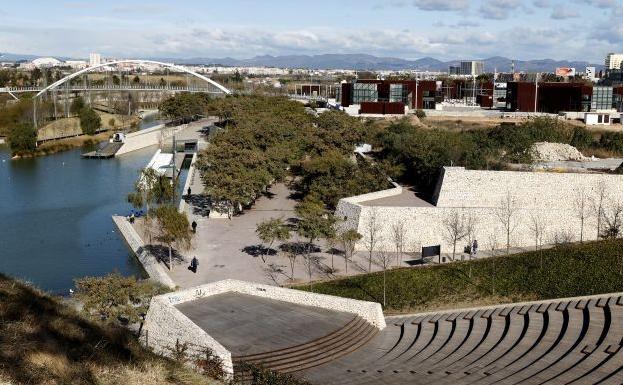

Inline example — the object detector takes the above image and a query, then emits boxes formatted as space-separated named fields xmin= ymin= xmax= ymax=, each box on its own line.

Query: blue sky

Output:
xmin=0 ymin=0 xmax=621 ymax=62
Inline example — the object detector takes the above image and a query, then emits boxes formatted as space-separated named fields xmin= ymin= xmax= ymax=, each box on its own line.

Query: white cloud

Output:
xmin=550 ymin=7 xmax=580 ymax=18
xmin=412 ymin=0 xmax=469 ymax=11
xmin=479 ymin=0 xmax=522 ymax=19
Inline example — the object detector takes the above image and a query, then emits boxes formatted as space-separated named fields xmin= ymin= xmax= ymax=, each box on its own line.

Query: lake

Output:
xmin=0 ymin=143 xmax=157 ymax=294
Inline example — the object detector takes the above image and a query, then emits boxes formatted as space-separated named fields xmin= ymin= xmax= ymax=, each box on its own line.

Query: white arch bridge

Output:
xmin=0 ymin=59 xmax=232 ymax=100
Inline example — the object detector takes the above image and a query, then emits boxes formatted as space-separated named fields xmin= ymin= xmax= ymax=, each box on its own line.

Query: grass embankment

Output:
xmin=0 ymin=274 xmax=220 ymax=385
xmin=299 ymin=240 xmax=623 ymax=314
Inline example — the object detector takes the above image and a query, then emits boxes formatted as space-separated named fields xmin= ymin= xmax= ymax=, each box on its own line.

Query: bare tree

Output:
xmin=391 ymin=219 xmax=407 ymax=268
xmin=601 ymin=199 xmax=623 ymax=239
xmin=487 ymin=232 xmax=498 ymax=295
xmin=528 ymin=212 xmax=548 ymax=269
xmin=495 ymin=190 xmax=520 ymax=255
xmin=363 ymin=208 xmax=382 ymax=272
xmin=574 ymin=187 xmax=589 ymax=243
xmin=375 ymin=250 xmax=393 ymax=308
xmin=442 ymin=208 xmax=470 ymax=261
xmin=302 ymin=255 xmax=319 ymax=291
xmin=338 ymin=229 xmax=362 ymax=274
xmin=591 ymin=181 xmax=608 ymax=239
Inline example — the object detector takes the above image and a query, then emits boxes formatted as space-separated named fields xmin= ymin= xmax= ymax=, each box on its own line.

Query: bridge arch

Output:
xmin=35 ymin=59 xmax=232 ymax=98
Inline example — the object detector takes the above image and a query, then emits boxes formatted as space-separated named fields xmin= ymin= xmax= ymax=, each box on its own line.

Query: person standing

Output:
xmin=191 ymin=256 xmax=199 ymax=273
xmin=191 ymin=220 xmax=197 ymax=233
xmin=187 ymin=187 xmax=192 ymax=197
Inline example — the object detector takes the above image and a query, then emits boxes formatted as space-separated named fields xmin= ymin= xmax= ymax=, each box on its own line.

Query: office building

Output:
xmin=460 ymin=60 xmax=485 ymax=76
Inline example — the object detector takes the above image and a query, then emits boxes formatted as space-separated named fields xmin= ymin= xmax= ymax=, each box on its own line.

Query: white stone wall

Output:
xmin=337 ymin=167 xmax=623 ymax=254
xmin=159 ymin=279 xmax=386 ymax=329
xmin=143 ymin=296 xmax=233 ymax=375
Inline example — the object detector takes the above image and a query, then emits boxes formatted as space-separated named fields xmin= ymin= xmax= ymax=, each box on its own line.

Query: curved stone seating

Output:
xmin=301 ymin=293 xmax=623 ymax=385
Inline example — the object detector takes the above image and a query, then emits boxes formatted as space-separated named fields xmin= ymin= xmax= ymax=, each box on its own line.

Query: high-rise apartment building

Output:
xmin=605 ymin=53 xmax=623 ymax=70
xmin=89 ymin=53 xmax=101 ymax=67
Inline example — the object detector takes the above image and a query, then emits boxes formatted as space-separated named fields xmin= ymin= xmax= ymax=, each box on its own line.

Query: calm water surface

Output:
xmin=0 ymin=143 xmax=158 ymax=293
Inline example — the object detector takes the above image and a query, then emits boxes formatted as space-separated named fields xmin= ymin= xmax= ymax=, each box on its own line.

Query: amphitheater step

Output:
xmin=233 ymin=315 xmax=378 ymax=378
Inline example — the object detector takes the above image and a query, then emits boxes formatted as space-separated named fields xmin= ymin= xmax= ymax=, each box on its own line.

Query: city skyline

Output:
xmin=1 ymin=0 xmax=621 ymax=62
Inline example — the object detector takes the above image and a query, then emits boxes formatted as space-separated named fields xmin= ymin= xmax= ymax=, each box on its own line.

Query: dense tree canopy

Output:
xmin=79 ymin=107 xmax=101 ymax=135
xmin=159 ymin=92 xmax=212 ymax=119
xmin=8 ymin=122 xmax=37 ymax=155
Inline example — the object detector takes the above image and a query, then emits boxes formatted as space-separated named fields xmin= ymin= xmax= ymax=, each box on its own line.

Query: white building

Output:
xmin=605 ymin=53 xmax=623 ymax=70
xmin=89 ymin=53 xmax=101 ymax=67
xmin=65 ymin=60 xmax=88 ymax=70
xmin=585 ymin=66 xmax=596 ymax=81
xmin=32 ymin=57 xmax=62 ymax=68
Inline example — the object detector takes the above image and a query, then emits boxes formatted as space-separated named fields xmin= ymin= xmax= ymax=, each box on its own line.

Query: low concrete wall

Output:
xmin=116 ymin=124 xmax=166 ymax=156
xmin=112 ymin=216 xmax=176 ymax=289
xmin=178 ymin=153 xmax=198 ymax=213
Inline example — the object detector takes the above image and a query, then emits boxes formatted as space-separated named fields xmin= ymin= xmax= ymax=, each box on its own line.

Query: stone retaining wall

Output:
xmin=112 ymin=215 xmax=176 ymax=289
xmin=337 ymin=167 xmax=623 ymax=254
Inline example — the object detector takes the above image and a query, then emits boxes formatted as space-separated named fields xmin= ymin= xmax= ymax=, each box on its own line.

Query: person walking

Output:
xmin=190 ymin=256 xmax=199 ymax=273
xmin=187 ymin=187 xmax=192 ymax=197
xmin=191 ymin=220 xmax=197 ymax=233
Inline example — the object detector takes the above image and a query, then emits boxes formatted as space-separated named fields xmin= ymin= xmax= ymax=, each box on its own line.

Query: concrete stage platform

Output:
xmin=175 ymin=292 xmax=356 ymax=356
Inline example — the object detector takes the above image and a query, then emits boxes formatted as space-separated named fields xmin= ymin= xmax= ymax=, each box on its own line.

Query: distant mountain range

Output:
xmin=1 ymin=52 xmax=604 ymax=72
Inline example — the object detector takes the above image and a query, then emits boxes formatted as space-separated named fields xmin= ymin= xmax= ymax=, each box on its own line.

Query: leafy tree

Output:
xmin=296 ymin=196 xmax=336 ymax=255
xmin=159 ymin=92 xmax=212 ymax=119
xmin=255 ymin=217 xmax=290 ymax=263
xmin=70 ymin=96 xmax=85 ymax=116
xmin=74 ymin=272 xmax=169 ymax=324
xmin=150 ymin=205 xmax=193 ymax=270
xmin=8 ymin=122 xmax=37 ymax=155
xmin=79 ymin=107 xmax=101 ymax=135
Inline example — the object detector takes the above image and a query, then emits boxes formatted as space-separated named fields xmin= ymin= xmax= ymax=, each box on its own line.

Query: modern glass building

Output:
xmin=591 ymin=86 xmax=613 ymax=111
xmin=352 ymin=82 xmax=378 ymax=104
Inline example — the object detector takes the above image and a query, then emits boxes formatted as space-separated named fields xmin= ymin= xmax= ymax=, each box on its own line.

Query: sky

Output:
xmin=0 ymin=0 xmax=621 ymax=62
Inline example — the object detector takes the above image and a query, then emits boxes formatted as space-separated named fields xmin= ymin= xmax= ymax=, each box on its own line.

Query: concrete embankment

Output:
xmin=112 ymin=215 xmax=176 ymax=289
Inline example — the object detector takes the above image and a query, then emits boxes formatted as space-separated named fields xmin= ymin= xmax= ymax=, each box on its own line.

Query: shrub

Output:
xmin=599 ymin=132 xmax=623 ymax=154
xmin=569 ymin=126 xmax=593 ymax=150
xmin=415 ymin=109 xmax=426 ymax=119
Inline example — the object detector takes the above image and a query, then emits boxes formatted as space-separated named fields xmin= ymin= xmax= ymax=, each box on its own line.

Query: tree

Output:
xmin=79 ymin=107 xmax=101 ymax=135
xmin=363 ymin=208 xmax=381 ymax=272
xmin=496 ymin=190 xmax=519 ymax=255
xmin=74 ymin=272 xmax=168 ymax=324
xmin=132 ymin=75 xmax=140 ymax=84
xmin=574 ymin=187 xmax=589 ymax=242
xmin=375 ymin=250 xmax=393 ymax=308
xmin=302 ymin=255 xmax=319 ymax=291
xmin=391 ymin=220 xmax=407 ymax=267
xmin=127 ymin=168 xmax=175 ymax=212
xmin=528 ymin=212 xmax=547 ymax=269
xmin=295 ymin=196 xmax=336 ymax=256
xmin=150 ymin=205 xmax=193 ymax=270
xmin=601 ymin=200 xmax=623 ymax=239
xmin=255 ymin=217 xmax=290 ymax=263
xmin=442 ymin=209 xmax=470 ymax=261
xmin=8 ymin=122 xmax=37 ymax=155
xmin=487 ymin=232 xmax=498 ymax=295
xmin=108 ymin=118 xmax=116 ymax=128
xmin=591 ymin=181 xmax=608 ymax=239
xmin=70 ymin=96 xmax=85 ymax=116
xmin=339 ymin=229 xmax=362 ymax=274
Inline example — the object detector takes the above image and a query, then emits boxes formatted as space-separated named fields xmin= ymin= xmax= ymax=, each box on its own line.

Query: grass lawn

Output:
xmin=296 ymin=239 xmax=623 ymax=314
